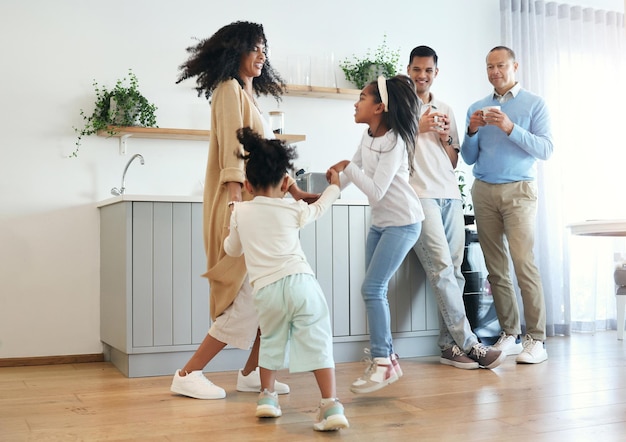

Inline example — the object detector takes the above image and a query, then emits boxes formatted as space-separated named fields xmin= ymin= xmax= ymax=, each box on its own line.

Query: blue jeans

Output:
xmin=413 ymin=199 xmax=478 ymax=353
xmin=363 ymin=223 xmax=421 ymax=359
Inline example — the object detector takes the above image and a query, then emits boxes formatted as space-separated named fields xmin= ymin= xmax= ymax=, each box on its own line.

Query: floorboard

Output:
xmin=1 ymin=332 xmax=625 ymax=441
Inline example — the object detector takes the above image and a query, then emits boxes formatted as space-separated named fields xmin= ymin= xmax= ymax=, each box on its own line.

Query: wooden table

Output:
xmin=568 ymin=219 xmax=626 ymax=339
xmin=568 ymin=219 xmax=626 ymax=236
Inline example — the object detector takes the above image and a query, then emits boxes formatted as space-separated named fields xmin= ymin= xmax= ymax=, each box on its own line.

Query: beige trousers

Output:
xmin=471 ymin=179 xmax=546 ymax=341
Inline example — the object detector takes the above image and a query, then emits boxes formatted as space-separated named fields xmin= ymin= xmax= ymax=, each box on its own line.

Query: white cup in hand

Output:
xmin=482 ymin=105 xmax=501 ymax=117
xmin=433 ymin=115 xmax=444 ymax=131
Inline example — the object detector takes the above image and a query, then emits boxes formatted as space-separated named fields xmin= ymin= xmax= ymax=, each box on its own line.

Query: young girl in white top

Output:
xmin=224 ymin=127 xmax=349 ymax=432
xmin=327 ymin=75 xmax=423 ymax=394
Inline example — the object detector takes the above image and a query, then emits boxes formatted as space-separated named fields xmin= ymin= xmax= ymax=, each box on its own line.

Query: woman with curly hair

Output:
xmin=170 ymin=20 xmax=316 ymax=400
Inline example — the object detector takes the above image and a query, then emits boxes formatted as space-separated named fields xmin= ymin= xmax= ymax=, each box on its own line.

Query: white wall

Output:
xmin=0 ymin=0 xmax=622 ymax=359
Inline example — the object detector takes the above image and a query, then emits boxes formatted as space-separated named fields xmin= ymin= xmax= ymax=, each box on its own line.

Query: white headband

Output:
xmin=377 ymin=75 xmax=389 ymax=112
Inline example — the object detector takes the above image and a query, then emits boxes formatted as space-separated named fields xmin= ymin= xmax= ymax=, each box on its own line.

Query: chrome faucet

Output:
xmin=111 ymin=153 xmax=145 ymax=196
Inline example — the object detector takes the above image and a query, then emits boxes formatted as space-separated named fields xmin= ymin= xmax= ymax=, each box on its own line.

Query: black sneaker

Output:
xmin=468 ymin=343 xmax=506 ymax=369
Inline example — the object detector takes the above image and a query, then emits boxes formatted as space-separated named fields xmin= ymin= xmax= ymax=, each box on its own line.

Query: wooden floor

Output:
xmin=2 ymin=331 xmax=626 ymax=441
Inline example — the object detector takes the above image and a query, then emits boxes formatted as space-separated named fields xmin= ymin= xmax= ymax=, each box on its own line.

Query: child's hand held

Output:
xmin=327 ymin=168 xmax=340 ymax=186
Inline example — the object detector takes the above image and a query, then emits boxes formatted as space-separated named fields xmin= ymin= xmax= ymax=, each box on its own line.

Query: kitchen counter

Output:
xmin=97 ymin=194 xmax=368 ymax=208
xmin=97 ymin=194 xmax=204 ymax=207
xmin=98 ymin=196 xmax=438 ymax=377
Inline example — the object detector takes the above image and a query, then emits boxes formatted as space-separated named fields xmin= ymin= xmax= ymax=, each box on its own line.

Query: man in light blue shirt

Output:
xmin=461 ymin=46 xmax=553 ymax=364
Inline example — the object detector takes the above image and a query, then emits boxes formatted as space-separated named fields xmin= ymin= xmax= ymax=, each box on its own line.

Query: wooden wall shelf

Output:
xmin=96 ymin=85 xmax=356 ymax=154
xmin=98 ymin=126 xmax=306 ymax=154
xmin=285 ymin=84 xmax=360 ymax=100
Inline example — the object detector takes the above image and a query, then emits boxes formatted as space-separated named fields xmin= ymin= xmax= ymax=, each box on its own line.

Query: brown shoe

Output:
xmin=468 ymin=343 xmax=506 ymax=369
xmin=440 ymin=345 xmax=479 ymax=369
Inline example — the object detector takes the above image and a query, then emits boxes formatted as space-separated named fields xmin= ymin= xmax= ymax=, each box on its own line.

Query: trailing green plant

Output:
xmin=339 ymin=35 xmax=401 ymax=89
xmin=456 ymin=170 xmax=474 ymax=213
xmin=71 ymin=69 xmax=158 ymax=157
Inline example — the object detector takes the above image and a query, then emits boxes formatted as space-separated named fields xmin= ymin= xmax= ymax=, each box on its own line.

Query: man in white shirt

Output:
xmin=407 ymin=45 xmax=504 ymax=369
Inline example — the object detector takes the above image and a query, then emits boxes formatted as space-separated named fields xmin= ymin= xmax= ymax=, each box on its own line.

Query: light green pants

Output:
xmin=471 ymin=179 xmax=546 ymax=341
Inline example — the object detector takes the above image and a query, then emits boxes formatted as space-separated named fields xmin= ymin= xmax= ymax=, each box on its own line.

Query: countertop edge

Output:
xmin=97 ymin=195 xmax=368 ymax=208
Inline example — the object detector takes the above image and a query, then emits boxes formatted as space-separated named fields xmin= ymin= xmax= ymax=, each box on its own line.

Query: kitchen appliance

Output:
xmin=295 ymin=172 xmax=335 ymax=195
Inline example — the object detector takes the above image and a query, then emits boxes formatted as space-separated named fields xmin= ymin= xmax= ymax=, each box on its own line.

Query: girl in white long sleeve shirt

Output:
xmin=328 ymin=75 xmax=423 ymax=395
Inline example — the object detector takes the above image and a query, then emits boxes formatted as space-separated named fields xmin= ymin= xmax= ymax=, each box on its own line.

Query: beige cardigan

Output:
xmin=202 ymin=79 xmax=293 ymax=320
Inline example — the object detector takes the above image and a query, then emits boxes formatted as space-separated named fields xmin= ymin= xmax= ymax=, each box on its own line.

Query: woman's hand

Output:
xmin=226 ymin=181 xmax=242 ymax=211
xmin=288 ymin=183 xmax=320 ymax=203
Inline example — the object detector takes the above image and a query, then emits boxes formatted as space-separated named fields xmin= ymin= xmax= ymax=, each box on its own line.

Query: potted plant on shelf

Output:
xmin=339 ymin=35 xmax=401 ymax=89
xmin=456 ymin=170 xmax=475 ymax=225
xmin=71 ymin=69 xmax=158 ymax=157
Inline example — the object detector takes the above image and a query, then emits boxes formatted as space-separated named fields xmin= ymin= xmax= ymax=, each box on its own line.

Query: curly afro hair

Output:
xmin=176 ymin=21 xmax=285 ymax=101
xmin=236 ymin=127 xmax=297 ymax=190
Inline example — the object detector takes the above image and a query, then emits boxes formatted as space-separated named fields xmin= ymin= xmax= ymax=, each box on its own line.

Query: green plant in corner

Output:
xmin=71 ymin=69 xmax=158 ymax=157
xmin=339 ymin=35 xmax=401 ymax=89
xmin=456 ymin=170 xmax=473 ymax=214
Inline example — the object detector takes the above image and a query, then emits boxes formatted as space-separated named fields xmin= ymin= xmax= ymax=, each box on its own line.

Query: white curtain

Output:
xmin=500 ymin=0 xmax=626 ymax=335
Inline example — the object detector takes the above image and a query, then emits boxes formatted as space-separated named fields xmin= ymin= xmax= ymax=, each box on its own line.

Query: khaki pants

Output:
xmin=471 ymin=179 xmax=546 ymax=341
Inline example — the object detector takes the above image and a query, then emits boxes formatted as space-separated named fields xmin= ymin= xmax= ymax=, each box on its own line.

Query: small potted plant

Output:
xmin=339 ymin=35 xmax=401 ymax=89
xmin=457 ymin=170 xmax=475 ymax=225
xmin=72 ymin=69 xmax=158 ymax=157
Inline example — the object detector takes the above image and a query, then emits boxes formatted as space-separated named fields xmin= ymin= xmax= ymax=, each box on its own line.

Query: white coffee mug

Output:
xmin=433 ymin=115 xmax=444 ymax=131
xmin=482 ymin=105 xmax=501 ymax=116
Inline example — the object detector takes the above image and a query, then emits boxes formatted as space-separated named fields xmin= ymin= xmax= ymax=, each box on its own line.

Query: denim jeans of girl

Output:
xmin=362 ymin=223 xmax=421 ymax=359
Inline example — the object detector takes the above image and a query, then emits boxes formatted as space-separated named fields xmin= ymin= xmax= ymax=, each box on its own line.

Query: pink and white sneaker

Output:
xmin=350 ymin=353 xmax=399 ymax=394
xmin=390 ymin=353 xmax=403 ymax=377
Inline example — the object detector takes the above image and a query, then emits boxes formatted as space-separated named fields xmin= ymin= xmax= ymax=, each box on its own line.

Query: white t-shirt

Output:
xmin=224 ymin=184 xmax=340 ymax=292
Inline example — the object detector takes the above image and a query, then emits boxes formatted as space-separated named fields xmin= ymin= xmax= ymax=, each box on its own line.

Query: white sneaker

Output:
xmin=255 ymin=389 xmax=282 ymax=418
xmin=313 ymin=399 xmax=350 ymax=431
xmin=236 ymin=367 xmax=290 ymax=394
xmin=493 ymin=332 xmax=523 ymax=356
xmin=170 ymin=369 xmax=226 ymax=399
xmin=350 ymin=355 xmax=398 ymax=394
xmin=516 ymin=334 xmax=548 ymax=364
